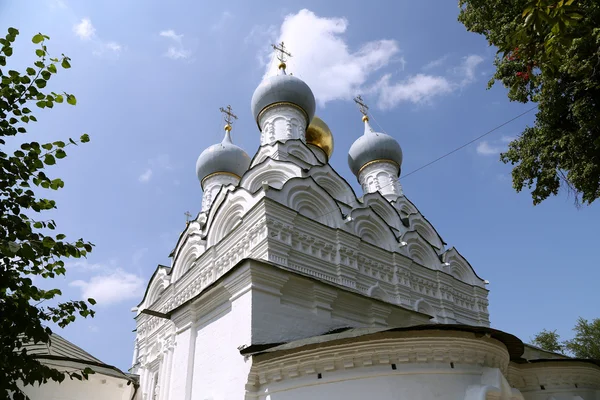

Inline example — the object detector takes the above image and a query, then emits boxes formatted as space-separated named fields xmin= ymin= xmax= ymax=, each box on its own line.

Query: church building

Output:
xmin=130 ymin=44 xmax=600 ymax=400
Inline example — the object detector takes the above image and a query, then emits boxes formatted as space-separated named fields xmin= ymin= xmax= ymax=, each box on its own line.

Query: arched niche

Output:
xmin=442 ymin=247 xmax=485 ymax=287
xmin=414 ymin=298 xmax=438 ymax=322
xmin=309 ymin=166 xmax=356 ymax=205
xmin=171 ymin=238 xmax=204 ymax=283
xmin=393 ymin=195 xmax=418 ymax=216
xmin=206 ymin=190 xmax=258 ymax=247
xmin=145 ymin=268 xmax=170 ymax=308
xmin=240 ymin=159 xmax=303 ymax=193
xmin=408 ymin=214 xmax=444 ymax=251
xmin=270 ymin=178 xmax=344 ymax=229
xmin=350 ymin=207 xmax=397 ymax=251
xmin=402 ymin=231 xmax=441 ymax=270
xmin=362 ymin=192 xmax=405 ymax=234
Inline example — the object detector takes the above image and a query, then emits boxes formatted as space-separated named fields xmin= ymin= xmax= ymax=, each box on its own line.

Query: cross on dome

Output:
xmin=272 ymin=41 xmax=292 ymax=71
xmin=219 ymin=105 xmax=238 ymax=132
xmin=353 ymin=95 xmax=370 ymax=122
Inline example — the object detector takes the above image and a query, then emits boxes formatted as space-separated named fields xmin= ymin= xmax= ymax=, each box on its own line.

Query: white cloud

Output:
xmin=476 ymin=136 xmax=515 ymax=156
xmin=373 ymin=74 xmax=454 ymax=109
xmin=422 ymin=55 xmax=449 ymax=71
xmin=211 ymin=11 xmax=233 ymax=31
xmin=139 ymin=168 xmax=153 ymax=183
xmin=160 ymin=30 xmax=191 ymax=60
xmin=261 ymin=9 xmax=484 ymax=109
xmin=455 ymin=54 xmax=485 ymax=85
xmin=160 ymin=30 xmax=183 ymax=42
xmin=70 ymin=269 xmax=144 ymax=306
xmin=73 ymin=18 xmax=95 ymax=40
xmin=263 ymin=9 xmax=400 ymax=105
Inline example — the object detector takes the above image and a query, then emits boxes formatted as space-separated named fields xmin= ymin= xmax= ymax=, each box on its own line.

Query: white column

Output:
xmin=358 ymin=161 xmax=403 ymax=200
xmin=201 ymin=173 xmax=240 ymax=211
xmin=258 ymin=104 xmax=308 ymax=146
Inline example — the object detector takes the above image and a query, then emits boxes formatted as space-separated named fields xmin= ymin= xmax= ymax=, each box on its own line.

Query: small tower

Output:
xmin=250 ymin=42 xmax=316 ymax=146
xmin=348 ymin=96 xmax=403 ymax=201
xmin=195 ymin=106 xmax=250 ymax=211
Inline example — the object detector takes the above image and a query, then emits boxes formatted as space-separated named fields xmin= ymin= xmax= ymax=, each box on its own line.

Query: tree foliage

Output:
xmin=531 ymin=317 xmax=600 ymax=359
xmin=565 ymin=317 xmax=600 ymax=359
xmin=0 ymin=28 xmax=96 ymax=399
xmin=458 ymin=0 xmax=600 ymax=205
xmin=531 ymin=329 xmax=564 ymax=353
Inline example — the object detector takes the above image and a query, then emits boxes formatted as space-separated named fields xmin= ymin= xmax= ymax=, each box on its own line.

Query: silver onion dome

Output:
xmin=195 ymin=129 xmax=250 ymax=188
xmin=250 ymin=68 xmax=316 ymax=130
xmin=348 ymin=119 xmax=403 ymax=177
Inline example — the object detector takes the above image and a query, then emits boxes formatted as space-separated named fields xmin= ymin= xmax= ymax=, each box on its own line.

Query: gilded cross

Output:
xmin=272 ymin=41 xmax=292 ymax=64
xmin=219 ymin=105 xmax=238 ymax=126
xmin=353 ymin=95 xmax=369 ymax=117
xmin=184 ymin=211 xmax=192 ymax=223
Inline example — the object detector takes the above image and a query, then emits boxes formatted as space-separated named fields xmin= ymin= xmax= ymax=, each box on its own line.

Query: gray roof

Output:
xmin=25 ymin=333 xmax=135 ymax=381
xmin=196 ymin=130 xmax=251 ymax=186
xmin=241 ymin=324 xmax=525 ymax=361
xmin=25 ymin=333 xmax=105 ymax=364
xmin=348 ymin=120 xmax=403 ymax=177
xmin=251 ymin=70 xmax=316 ymax=128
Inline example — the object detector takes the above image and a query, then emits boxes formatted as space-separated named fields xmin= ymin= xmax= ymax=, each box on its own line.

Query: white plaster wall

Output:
xmin=521 ymin=390 xmax=600 ymax=400
xmin=258 ymin=105 xmax=307 ymax=146
xmin=20 ymin=374 xmax=134 ymax=400
xmin=358 ymin=161 xmax=402 ymax=200
xmin=254 ymin=364 xmax=485 ymax=400
xmin=202 ymin=174 xmax=239 ymax=211
xmin=189 ymin=290 xmax=253 ymax=400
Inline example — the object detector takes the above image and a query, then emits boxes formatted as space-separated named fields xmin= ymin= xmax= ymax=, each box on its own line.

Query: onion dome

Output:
xmin=250 ymin=65 xmax=316 ymax=130
xmin=195 ymin=126 xmax=250 ymax=188
xmin=306 ymin=116 xmax=334 ymax=159
xmin=348 ymin=117 xmax=403 ymax=177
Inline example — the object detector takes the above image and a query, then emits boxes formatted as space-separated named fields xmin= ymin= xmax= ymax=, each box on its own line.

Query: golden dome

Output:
xmin=306 ymin=116 xmax=334 ymax=159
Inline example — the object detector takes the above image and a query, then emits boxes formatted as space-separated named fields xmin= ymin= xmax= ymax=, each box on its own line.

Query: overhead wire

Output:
xmin=312 ymin=104 xmax=538 ymax=220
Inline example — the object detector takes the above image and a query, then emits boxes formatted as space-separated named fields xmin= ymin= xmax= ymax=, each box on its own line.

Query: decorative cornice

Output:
xmin=358 ymin=159 xmax=400 ymax=176
xmin=247 ymin=331 xmax=510 ymax=389
xmin=257 ymin=102 xmax=309 ymax=129
xmin=201 ymin=171 xmax=241 ymax=188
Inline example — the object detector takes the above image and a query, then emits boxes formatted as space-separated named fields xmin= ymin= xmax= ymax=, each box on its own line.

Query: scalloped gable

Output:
xmin=250 ymin=138 xmax=323 ymax=169
xmin=441 ymin=247 xmax=486 ymax=287
xmin=239 ymin=157 xmax=304 ymax=193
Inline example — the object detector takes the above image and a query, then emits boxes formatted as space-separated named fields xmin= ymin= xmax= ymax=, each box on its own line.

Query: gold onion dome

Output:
xmin=306 ymin=116 xmax=334 ymax=159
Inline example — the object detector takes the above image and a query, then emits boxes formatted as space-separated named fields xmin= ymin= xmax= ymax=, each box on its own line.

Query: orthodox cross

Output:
xmin=219 ymin=105 xmax=238 ymax=127
xmin=184 ymin=211 xmax=192 ymax=223
xmin=272 ymin=41 xmax=292 ymax=67
xmin=353 ymin=95 xmax=369 ymax=117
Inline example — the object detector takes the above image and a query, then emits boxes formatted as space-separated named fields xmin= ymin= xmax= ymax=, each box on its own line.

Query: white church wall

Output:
xmin=246 ymin=330 xmax=516 ymax=400
xmin=20 ymin=368 xmax=135 ymax=400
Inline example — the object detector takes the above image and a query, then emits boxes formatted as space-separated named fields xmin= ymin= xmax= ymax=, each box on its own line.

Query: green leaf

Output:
xmin=80 ymin=133 xmax=90 ymax=143
xmin=32 ymin=33 xmax=44 ymax=44
xmin=42 ymin=237 xmax=57 ymax=249
xmin=35 ymin=79 xmax=47 ymax=88
xmin=55 ymin=149 xmax=66 ymax=159
xmin=41 ymin=70 xmax=51 ymax=80
xmin=66 ymin=95 xmax=77 ymax=105
xmin=8 ymin=27 xmax=19 ymax=36
xmin=44 ymin=154 xmax=56 ymax=165
xmin=48 ymin=64 xmax=57 ymax=73
xmin=61 ymin=58 xmax=71 ymax=69
xmin=88 ymin=298 xmax=97 ymax=305
xmin=42 ymin=143 xmax=53 ymax=150
xmin=35 ymin=49 xmax=45 ymax=57
xmin=55 ymin=94 xmax=64 ymax=103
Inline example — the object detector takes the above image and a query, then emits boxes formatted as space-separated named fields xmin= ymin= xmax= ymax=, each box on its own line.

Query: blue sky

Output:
xmin=2 ymin=0 xmax=598 ymax=371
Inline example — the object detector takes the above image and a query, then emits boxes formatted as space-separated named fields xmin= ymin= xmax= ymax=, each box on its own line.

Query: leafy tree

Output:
xmin=458 ymin=0 xmax=600 ymax=206
xmin=565 ymin=317 xmax=600 ymax=359
xmin=531 ymin=329 xmax=564 ymax=353
xmin=531 ymin=317 xmax=600 ymax=359
xmin=1 ymin=28 xmax=96 ymax=399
